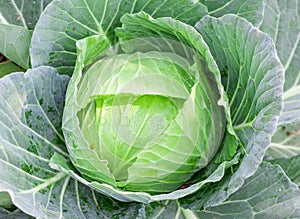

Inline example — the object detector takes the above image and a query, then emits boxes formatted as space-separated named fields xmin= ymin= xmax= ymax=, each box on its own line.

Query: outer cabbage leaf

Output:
xmin=268 ymin=123 xmax=300 ymax=159
xmin=184 ymin=162 xmax=300 ymax=218
xmin=260 ymin=0 xmax=300 ymax=165
xmin=0 ymin=0 xmax=53 ymax=29
xmin=0 ymin=24 xmax=32 ymax=69
xmin=260 ymin=0 xmax=300 ymax=126
xmin=0 ymin=67 xmax=67 ymax=217
xmin=134 ymin=162 xmax=300 ymax=218
xmin=0 ymin=67 xmax=145 ymax=218
xmin=50 ymin=155 xmax=300 ymax=218
xmin=0 ymin=0 xmax=52 ymax=69
xmin=270 ymin=155 xmax=300 ymax=187
xmin=200 ymin=0 xmax=265 ymax=26
xmin=182 ymin=14 xmax=284 ymax=208
xmin=30 ymin=0 xmax=208 ymax=75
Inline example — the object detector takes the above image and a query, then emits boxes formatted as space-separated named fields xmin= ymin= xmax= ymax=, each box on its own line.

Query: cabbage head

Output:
xmin=63 ymin=37 xmax=226 ymax=194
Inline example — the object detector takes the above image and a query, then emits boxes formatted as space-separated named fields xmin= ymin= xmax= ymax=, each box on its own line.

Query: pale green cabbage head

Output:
xmin=73 ymin=44 xmax=225 ymax=193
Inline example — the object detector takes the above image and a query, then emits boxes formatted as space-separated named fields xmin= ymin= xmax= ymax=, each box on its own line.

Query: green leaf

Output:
xmin=268 ymin=122 xmax=300 ymax=159
xmin=0 ymin=24 xmax=32 ymax=69
xmin=49 ymin=153 xmax=153 ymax=203
xmin=260 ymin=0 xmax=300 ymax=126
xmin=141 ymin=200 xmax=188 ymax=219
xmin=186 ymin=162 xmax=300 ymax=218
xmin=0 ymin=192 xmax=14 ymax=209
xmin=200 ymin=0 xmax=265 ymax=26
xmin=140 ymin=162 xmax=300 ymax=218
xmin=269 ymin=155 xmax=300 ymax=187
xmin=0 ymin=66 xmax=68 ymax=217
xmin=0 ymin=1 xmax=52 ymax=69
xmin=0 ymin=66 xmax=145 ymax=218
xmin=0 ymin=61 xmax=24 ymax=78
xmin=194 ymin=14 xmax=284 ymax=207
xmin=30 ymin=0 xmax=208 ymax=75
xmin=50 ymin=151 xmax=240 ymax=203
xmin=0 ymin=0 xmax=52 ymax=29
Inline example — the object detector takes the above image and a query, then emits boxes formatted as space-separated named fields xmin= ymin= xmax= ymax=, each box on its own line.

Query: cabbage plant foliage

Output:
xmin=0 ymin=0 xmax=299 ymax=218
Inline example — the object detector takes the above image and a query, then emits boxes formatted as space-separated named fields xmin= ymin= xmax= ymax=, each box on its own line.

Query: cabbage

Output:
xmin=0 ymin=0 xmax=299 ymax=218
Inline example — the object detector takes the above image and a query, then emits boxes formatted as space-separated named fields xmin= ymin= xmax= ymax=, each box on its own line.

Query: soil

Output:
xmin=0 ymin=53 xmax=8 ymax=64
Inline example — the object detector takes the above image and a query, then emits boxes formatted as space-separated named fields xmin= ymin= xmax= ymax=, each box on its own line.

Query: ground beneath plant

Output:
xmin=0 ymin=53 xmax=8 ymax=63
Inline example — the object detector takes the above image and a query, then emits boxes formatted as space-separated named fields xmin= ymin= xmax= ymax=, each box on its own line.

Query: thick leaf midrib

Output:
xmin=58 ymin=176 xmax=71 ymax=219
xmin=19 ymin=172 xmax=67 ymax=195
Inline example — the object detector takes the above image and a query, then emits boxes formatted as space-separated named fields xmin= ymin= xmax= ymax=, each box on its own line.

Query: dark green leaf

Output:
xmin=200 ymin=0 xmax=264 ymax=26
xmin=0 ymin=0 xmax=52 ymax=29
xmin=269 ymin=155 xmax=300 ymax=187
